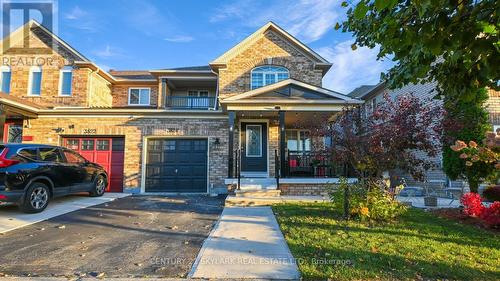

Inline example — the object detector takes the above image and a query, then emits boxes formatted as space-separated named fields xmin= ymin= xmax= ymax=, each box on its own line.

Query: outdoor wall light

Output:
xmin=52 ymin=127 xmax=64 ymax=133
xmin=213 ymin=137 xmax=221 ymax=150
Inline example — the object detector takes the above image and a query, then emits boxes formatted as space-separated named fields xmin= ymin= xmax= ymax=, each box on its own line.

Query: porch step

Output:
xmin=235 ymin=189 xmax=281 ymax=198
xmin=226 ymin=178 xmax=277 ymax=190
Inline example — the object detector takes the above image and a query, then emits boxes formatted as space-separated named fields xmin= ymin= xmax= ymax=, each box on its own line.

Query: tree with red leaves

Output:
xmin=299 ymin=92 xmax=443 ymax=184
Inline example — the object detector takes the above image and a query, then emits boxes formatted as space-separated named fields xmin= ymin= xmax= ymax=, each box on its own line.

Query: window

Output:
xmin=81 ymin=140 xmax=94 ymax=150
xmin=164 ymin=140 xmax=175 ymax=151
xmin=128 ymin=88 xmax=150 ymax=105
xmin=65 ymin=139 xmax=79 ymax=150
xmin=63 ymin=150 xmax=86 ymax=164
xmin=28 ymin=66 xmax=42 ymax=96
xmin=251 ymin=65 xmax=289 ymax=90
xmin=246 ymin=124 xmax=262 ymax=157
xmin=0 ymin=66 xmax=11 ymax=94
xmin=96 ymin=140 xmax=110 ymax=151
xmin=59 ymin=66 xmax=73 ymax=96
xmin=7 ymin=124 xmax=23 ymax=143
xmin=17 ymin=148 xmax=38 ymax=160
xmin=286 ymin=130 xmax=311 ymax=152
xmin=39 ymin=147 xmax=63 ymax=162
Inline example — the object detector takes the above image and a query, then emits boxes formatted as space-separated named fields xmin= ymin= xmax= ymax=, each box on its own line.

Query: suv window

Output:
xmin=63 ymin=149 xmax=86 ymax=164
xmin=39 ymin=147 xmax=64 ymax=162
xmin=17 ymin=148 xmax=38 ymax=160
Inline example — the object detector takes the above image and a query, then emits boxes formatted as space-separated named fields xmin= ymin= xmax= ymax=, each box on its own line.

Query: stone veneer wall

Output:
xmin=279 ymin=183 xmax=335 ymax=196
xmin=218 ymin=30 xmax=323 ymax=100
xmin=23 ymin=116 xmax=229 ymax=192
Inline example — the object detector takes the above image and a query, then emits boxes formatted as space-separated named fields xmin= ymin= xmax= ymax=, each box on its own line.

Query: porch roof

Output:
xmin=0 ymin=92 xmax=42 ymax=118
xmin=220 ymin=79 xmax=363 ymax=111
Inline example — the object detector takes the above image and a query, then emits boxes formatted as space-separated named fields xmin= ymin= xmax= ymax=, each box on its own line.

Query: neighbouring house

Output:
xmin=349 ymin=82 xmax=500 ymax=192
xmin=0 ymin=20 xmax=362 ymax=195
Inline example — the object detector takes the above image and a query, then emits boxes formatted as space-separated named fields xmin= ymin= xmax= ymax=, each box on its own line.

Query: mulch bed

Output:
xmin=431 ymin=208 xmax=500 ymax=234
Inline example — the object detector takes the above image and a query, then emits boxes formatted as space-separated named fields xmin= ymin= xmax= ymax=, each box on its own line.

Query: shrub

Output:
xmin=483 ymin=185 xmax=500 ymax=202
xmin=362 ymin=188 xmax=407 ymax=222
xmin=480 ymin=201 xmax=500 ymax=227
xmin=330 ymin=178 xmax=367 ymax=216
xmin=330 ymin=178 xmax=407 ymax=223
xmin=460 ymin=192 xmax=485 ymax=217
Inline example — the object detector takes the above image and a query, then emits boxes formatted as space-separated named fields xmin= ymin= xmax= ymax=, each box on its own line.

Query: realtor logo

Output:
xmin=1 ymin=0 xmax=58 ymax=54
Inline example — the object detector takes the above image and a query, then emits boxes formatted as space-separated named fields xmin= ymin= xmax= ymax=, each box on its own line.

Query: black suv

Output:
xmin=0 ymin=144 xmax=108 ymax=213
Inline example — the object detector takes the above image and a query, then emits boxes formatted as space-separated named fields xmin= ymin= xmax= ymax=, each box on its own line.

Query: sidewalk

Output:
xmin=189 ymin=206 xmax=300 ymax=280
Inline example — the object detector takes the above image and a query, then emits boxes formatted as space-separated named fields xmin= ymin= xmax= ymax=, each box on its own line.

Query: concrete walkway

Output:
xmin=190 ymin=206 xmax=300 ymax=280
xmin=0 ymin=192 xmax=129 ymax=233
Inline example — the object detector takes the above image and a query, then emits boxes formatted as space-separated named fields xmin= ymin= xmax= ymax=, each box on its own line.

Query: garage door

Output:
xmin=63 ymin=137 xmax=125 ymax=192
xmin=145 ymin=138 xmax=207 ymax=192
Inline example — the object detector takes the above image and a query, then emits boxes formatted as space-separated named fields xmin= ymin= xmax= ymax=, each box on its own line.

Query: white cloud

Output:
xmin=94 ymin=45 xmax=123 ymax=58
xmin=164 ymin=35 xmax=194 ymax=43
xmin=318 ymin=40 xmax=393 ymax=94
xmin=210 ymin=0 xmax=341 ymax=43
xmin=65 ymin=6 xmax=86 ymax=20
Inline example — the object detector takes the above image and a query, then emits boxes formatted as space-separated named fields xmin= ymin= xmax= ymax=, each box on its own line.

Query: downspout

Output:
xmin=211 ymin=68 xmax=219 ymax=111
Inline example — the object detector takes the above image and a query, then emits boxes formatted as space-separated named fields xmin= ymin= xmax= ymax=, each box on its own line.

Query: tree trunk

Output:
xmin=467 ymin=176 xmax=479 ymax=193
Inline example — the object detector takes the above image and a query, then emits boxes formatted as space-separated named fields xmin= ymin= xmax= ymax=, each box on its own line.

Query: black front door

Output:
xmin=145 ymin=139 xmax=207 ymax=192
xmin=241 ymin=122 xmax=267 ymax=172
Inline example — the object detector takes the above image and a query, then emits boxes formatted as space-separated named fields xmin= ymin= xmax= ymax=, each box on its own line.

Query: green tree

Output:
xmin=339 ymin=0 xmax=499 ymax=99
xmin=340 ymin=0 xmax=499 ymax=190
xmin=443 ymin=88 xmax=492 ymax=192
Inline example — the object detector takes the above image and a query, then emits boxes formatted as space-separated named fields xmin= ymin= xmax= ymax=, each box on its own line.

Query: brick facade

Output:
xmin=111 ymin=84 xmax=159 ymax=107
xmin=218 ymin=30 xmax=323 ymax=100
xmin=0 ymin=21 xmax=344 ymax=195
xmin=23 ymin=115 xmax=228 ymax=192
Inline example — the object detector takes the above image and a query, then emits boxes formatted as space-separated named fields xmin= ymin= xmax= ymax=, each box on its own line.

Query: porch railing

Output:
xmin=165 ymin=96 xmax=216 ymax=109
xmin=284 ymin=151 xmax=354 ymax=178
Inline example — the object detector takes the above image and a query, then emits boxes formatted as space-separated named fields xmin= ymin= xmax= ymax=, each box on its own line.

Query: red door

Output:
xmin=63 ymin=137 xmax=125 ymax=192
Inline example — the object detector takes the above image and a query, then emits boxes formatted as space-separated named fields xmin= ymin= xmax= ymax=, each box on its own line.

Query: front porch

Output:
xmin=220 ymin=79 xmax=362 ymax=196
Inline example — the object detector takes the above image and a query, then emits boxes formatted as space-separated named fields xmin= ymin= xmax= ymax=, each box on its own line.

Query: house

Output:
xmin=0 ymin=20 xmax=362 ymax=195
xmin=349 ymin=81 xmax=499 ymax=190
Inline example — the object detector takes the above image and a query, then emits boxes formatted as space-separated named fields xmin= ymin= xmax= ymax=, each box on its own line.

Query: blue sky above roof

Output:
xmin=8 ymin=0 xmax=394 ymax=93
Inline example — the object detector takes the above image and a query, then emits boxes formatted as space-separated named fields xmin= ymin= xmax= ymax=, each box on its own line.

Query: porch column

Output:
xmin=279 ymin=111 xmax=286 ymax=177
xmin=228 ymin=111 xmax=236 ymax=178
xmin=0 ymin=105 xmax=5 ymax=143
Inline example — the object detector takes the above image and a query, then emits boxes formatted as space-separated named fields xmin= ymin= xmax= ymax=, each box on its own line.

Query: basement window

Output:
xmin=128 ymin=88 xmax=150 ymax=105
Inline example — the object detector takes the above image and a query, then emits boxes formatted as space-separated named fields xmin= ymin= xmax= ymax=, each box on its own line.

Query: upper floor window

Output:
xmin=251 ymin=65 xmax=289 ymax=90
xmin=128 ymin=88 xmax=150 ymax=106
xmin=59 ymin=66 xmax=73 ymax=96
xmin=28 ymin=66 xmax=42 ymax=96
xmin=0 ymin=66 xmax=11 ymax=94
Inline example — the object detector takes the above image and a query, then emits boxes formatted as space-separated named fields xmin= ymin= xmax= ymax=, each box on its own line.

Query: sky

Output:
xmin=9 ymin=0 xmax=394 ymax=94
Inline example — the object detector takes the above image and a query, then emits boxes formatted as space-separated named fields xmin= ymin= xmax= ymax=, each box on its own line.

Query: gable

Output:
xmin=210 ymin=22 xmax=331 ymax=71
xmin=221 ymin=79 xmax=363 ymax=104
xmin=1 ymin=20 xmax=88 ymax=62
xmin=258 ymin=85 xmax=337 ymax=100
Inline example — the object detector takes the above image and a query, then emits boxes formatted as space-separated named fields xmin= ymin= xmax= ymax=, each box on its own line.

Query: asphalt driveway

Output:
xmin=0 ymin=195 xmax=225 ymax=278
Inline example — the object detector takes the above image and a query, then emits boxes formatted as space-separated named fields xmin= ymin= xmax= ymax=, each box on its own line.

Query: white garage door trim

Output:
xmin=141 ymin=136 xmax=210 ymax=194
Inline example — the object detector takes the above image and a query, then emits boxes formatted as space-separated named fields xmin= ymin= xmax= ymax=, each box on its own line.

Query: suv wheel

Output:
xmin=20 ymin=182 xmax=50 ymax=213
xmin=89 ymin=175 xmax=106 ymax=197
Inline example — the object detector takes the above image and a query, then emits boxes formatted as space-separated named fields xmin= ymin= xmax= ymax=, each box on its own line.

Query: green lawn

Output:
xmin=272 ymin=203 xmax=500 ymax=281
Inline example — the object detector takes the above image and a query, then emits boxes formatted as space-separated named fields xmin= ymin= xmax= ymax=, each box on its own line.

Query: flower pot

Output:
xmin=424 ymin=196 xmax=438 ymax=207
